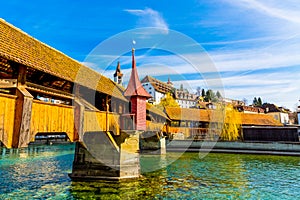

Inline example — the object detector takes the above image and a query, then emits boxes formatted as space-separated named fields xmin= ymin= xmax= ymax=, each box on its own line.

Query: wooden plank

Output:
xmin=30 ymin=101 xmax=75 ymax=141
xmin=0 ymin=98 xmax=4 ymax=143
xmin=0 ymin=94 xmax=16 ymax=148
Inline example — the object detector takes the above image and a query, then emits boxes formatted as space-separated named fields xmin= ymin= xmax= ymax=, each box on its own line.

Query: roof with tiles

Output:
xmin=235 ymin=105 xmax=265 ymax=113
xmin=241 ymin=113 xmax=282 ymax=126
xmin=165 ymin=107 xmax=282 ymax=126
xmin=261 ymin=103 xmax=289 ymax=113
xmin=0 ymin=18 xmax=127 ymax=101
xmin=141 ymin=75 xmax=174 ymax=94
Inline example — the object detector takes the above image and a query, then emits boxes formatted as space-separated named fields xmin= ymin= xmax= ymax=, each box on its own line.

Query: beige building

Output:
xmin=262 ymin=103 xmax=290 ymax=124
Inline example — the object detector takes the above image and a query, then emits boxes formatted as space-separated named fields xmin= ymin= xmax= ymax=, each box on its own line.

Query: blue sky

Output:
xmin=1 ymin=0 xmax=300 ymax=110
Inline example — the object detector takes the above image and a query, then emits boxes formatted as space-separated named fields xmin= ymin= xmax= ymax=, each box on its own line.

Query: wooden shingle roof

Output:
xmin=241 ymin=113 xmax=282 ymax=126
xmin=146 ymin=103 xmax=169 ymax=120
xmin=0 ymin=18 xmax=126 ymax=101
xmin=165 ymin=107 xmax=212 ymax=122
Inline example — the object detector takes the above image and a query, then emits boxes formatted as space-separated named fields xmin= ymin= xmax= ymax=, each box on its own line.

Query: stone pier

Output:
xmin=69 ymin=130 xmax=141 ymax=180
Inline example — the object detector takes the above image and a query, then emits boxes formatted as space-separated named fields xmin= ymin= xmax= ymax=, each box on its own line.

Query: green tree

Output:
xmin=253 ymin=97 xmax=258 ymax=106
xmin=205 ymin=89 xmax=217 ymax=102
xmin=201 ymin=88 xmax=205 ymax=97
xmin=253 ymin=97 xmax=262 ymax=106
xmin=257 ymin=97 xmax=262 ymax=106
xmin=216 ymin=91 xmax=222 ymax=99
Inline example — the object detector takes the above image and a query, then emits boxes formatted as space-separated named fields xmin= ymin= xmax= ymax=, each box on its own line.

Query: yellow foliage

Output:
xmin=220 ymin=104 xmax=242 ymax=141
xmin=156 ymin=93 xmax=180 ymax=110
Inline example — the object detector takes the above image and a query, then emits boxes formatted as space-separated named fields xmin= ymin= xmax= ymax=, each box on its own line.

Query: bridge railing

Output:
xmin=168 ymin=126 xmax=215 ymax=140
xmin=146 ymin=121 xmax=165 ymax=132
xmin=84 ymin=110 xmax=120 ymax=135
xmin=0 ymin=93 xmax=17 ymax=148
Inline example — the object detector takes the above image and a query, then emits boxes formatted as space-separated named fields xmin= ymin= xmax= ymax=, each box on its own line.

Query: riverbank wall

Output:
xmin=167 ymin=140 xmax=300 ymax=156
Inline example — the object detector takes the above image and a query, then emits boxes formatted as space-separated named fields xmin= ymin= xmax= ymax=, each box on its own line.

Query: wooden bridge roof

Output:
xmin=241 ymin=113 xmax=282 ymax=126
xmin=165 ymin=107 xmax=212 ymax=122
xmin=165 ymin=107 xmax=282 ymax=126
xmin=0 ymin=18 xmax=127 ymax=101
xmin=146 ymin=103 xmax=169 ymax=120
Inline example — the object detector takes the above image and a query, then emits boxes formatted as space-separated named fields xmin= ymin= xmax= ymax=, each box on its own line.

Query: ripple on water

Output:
xmin=0 ymin=145 xmax=300 ymax=199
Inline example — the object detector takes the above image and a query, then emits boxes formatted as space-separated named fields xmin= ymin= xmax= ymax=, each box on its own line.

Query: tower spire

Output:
xmin=124 ymin=48 xmax=151 ymax=131
xmin=124 ymin=49 xmax=151 ymax=98
xmin=167 ymin=76 xmax=173 ymax=85
xmin=113 ymin=61 xmax=123 ymax=85
xmin=132 ymin=48 xmax=135 ymax=69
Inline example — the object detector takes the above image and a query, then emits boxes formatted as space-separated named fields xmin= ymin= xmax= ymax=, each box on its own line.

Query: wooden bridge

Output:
xmin=0 ymin=19 xmax=168 ymax=149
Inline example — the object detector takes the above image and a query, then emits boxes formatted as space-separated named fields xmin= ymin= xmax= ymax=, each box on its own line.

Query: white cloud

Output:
xmin=124 ymin=8 xmax=169 ymax=33
xmin=231 ymin=0 xmax=300 ymax=24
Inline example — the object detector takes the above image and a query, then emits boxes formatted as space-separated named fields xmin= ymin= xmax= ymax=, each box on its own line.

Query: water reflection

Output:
xmin=0 ymin=145 xmax=300 ymax=199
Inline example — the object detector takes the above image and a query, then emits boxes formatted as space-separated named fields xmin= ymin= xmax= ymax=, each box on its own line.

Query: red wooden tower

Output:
xmin=124 ymin=48 xmax=151 ymax=131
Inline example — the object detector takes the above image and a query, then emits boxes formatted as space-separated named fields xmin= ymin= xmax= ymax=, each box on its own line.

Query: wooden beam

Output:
xmin=74 ymin=98 xmax=84 ymax=141
xmin=12 ymin=86 xmax=33 ymax=148
xmin=17 ymin=65 xmax=27 ymax=86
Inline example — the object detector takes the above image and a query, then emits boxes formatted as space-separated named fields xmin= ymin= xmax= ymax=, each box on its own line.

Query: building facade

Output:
xmin=262 ymin=103 xmax=290 ymax=124
xmin=141 ymin=75 xmax=174 ymax=105
xmin=174 ymin=89 xmax=197 ymax=108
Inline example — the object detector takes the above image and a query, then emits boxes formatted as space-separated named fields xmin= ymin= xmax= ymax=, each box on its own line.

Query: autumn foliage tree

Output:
xmin=156 ymin=93 xmax=179 ymax=110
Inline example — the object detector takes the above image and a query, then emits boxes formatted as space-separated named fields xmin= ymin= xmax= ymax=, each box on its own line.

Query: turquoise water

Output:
xmin=0 ymin=144 xmax=300 ymax=199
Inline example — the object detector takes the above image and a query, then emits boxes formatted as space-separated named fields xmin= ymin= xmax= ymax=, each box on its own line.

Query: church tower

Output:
xmin=167 ymin=76 xmax=173 ymax=86
xmin=124 ymin=49 xmax=151 ymax=130
xmin=113 ymin=61 xmax=123 ymax=85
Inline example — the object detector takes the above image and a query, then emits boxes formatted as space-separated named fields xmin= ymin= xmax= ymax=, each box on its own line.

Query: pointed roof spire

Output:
xmin=124 ymin=49 xmax=151 ymax=98
xmin=167 ymin=76 xmax=173 ymax=85
xmin=114 ymin=61 xmax=123 ymax=77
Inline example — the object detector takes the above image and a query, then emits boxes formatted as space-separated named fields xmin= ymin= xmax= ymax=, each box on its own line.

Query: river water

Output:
xmin=0 ymin=143 xmax=299 ymax=199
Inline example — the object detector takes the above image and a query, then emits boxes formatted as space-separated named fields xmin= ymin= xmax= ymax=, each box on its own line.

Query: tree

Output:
xmin=204 ymin=90 xmax=211 ymax=102
xmin=204 ymin=89 xmax=217 ymax=102
xmin=257 ymin=97 xmax=262 ymax=106
xmin=252 ymin=97 xmax=263 ymax=106
xmin=201 ymin=88 xmax=205 ymax=97
xmin=216 ymin=91 xmax=222 ymax=99
xmin=253 ymin=97 xmax=258 ymax=106
xmin=220 ymin=104 xmax=242 ymax=141
xmin=156 ymin=93 xmax=180 ymax=110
